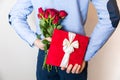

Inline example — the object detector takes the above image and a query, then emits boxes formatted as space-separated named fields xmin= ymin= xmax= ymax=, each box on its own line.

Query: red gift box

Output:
xmin=46 ymin=29 xmax=89 ymax=68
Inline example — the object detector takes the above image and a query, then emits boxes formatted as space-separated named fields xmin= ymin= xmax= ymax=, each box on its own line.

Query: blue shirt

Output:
xmin=9 ymin=0 xmax=120 ymax=61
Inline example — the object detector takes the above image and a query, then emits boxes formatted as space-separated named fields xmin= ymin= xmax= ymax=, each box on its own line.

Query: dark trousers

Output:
xmin=36 ymin=49 xmax=88 ymax=80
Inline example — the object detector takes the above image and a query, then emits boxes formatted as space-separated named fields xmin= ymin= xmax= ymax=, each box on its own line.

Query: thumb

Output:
xmin=61 ymin=67 xmax=66 ymax=70
xmin=80 ymin=61 xmax=86 ymax=73
xmin=45 ymin=37 xmax=52 ymax=42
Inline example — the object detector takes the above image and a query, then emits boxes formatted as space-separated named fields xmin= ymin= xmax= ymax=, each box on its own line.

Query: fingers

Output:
xmin=75 ymin=65 xmax=81 ymax=74
xmin=71 ymin=64 xmax=79 ymax=74
xmin=61 ymin=67 xmax=66 ymax=70
xmin=34 ymin=39 xmax=45 ymax=50
xmin=66 ymin=64 xmax=73 ymax=73
xmin=34 ymin=37 xmax=52 ymax=50
xmin=61 ymin=62 xmax=86 ymax=74
xmin=38 ymin=41 xmax=45 ymax=50
xmin=79 ymin=61 xmax=86 ymax=73
xmin=65 ymin=64 xmax=81 ymax=74
xmin=45 ymin=37 xmax=52 ymax=42
xmin=40 ymin=46 xmax=44 ymax=50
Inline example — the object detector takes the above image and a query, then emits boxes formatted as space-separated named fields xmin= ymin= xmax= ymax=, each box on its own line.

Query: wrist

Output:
xmin=34 ymin=38 xmax=41 ymax=47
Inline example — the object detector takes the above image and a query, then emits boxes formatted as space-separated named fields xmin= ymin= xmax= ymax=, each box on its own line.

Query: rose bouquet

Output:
xmin=37 ymin=7 xmax=68 ymax=71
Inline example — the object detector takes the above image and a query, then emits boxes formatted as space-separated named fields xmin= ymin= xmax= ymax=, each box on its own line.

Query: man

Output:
xmin=8 ymin=0 xmax=120 ymax=80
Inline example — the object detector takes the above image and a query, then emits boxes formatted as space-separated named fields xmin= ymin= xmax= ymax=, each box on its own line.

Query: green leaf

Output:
xmin=41 ymin=29 xmax=49 ymax=37
xmin=42 ymin=40 xmax=50 ymax=53
xmin=57 ymin=25 xmax=62 ymax=29
xmin=47 ymin=27 xmax=53 ymax=36
xmin=40 ymin=19 xmax=46 ymax=27
xmin=45 ymin=34 xmax=50 ymax=37
xmin=37 ymin=34 xmax=41 ymax=39
xmin=52 ymin=25 xmax=56 ymax=29
xmin=44 ymin=45 xmax=48 ymax=51
xmin=42 ymin=39 xmax=49 ymax=44
xmin=40 ymin=28 xmax=44 ymax=35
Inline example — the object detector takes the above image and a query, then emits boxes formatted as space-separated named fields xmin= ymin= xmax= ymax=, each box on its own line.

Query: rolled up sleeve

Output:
xmin=8 ymin=0 xmax=37 ymax=47
xmin=85 ymin=0 xmax=120 ymax=61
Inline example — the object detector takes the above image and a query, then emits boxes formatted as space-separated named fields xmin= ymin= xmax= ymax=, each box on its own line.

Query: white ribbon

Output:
xmin=60 ymin=32 xmax=79 ymax=67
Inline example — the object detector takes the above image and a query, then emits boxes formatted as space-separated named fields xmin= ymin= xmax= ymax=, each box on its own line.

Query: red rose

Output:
xmin=45 ymin=9 xmax=51 ymax=13
xmin=59 ymin=10 xmax=68 ymax=19
xmin=50 ymin=11 xmax=56 ymax=19
xmin=38 ymin=7 xmax=44 ymax=15
xmin=47 ymin=9 xmax=59 ymax=19
xmin=44 ymin=11 xmax=49 ymax=19
xmin=52 ymin=16 xmax=60 ymax=24
xmin=51 ymin=9 xmax=59 ymax=14
xmin=37 ymin=14 xmax=42 ymax=19
xmin=45 ymin=9 xmax=54 ymax=18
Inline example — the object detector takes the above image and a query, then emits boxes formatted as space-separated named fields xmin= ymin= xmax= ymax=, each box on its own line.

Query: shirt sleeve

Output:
xmin=84 ymin=0 xmax=120 ymax=61
xmin=8 ymin=0 xmax=37 ymax=47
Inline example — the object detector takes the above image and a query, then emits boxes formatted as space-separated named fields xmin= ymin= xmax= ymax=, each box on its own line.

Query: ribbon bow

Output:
xmin=60 ymin=32 xmax=79 ymax=67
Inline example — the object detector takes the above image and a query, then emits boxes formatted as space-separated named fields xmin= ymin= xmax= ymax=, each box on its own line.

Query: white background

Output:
xmin=0 ymin=0 xmax=120 ymax=80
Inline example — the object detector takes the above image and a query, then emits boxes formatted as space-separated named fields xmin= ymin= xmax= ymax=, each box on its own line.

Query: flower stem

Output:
xmin=42 ymin=40 xmax=53 ymax=72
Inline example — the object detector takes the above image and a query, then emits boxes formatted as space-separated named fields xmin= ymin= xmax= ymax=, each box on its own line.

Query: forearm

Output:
xmin=84 ymin=0 xmax=120 ymax=61
xmin=8 ymin=0 xmax=37 ymax=46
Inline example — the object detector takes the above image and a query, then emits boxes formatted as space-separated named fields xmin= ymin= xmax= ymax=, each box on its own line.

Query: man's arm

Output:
xmin=85 ymin=0 xmax=120 ymax=61
xmin=8 ymin=0 xmax=37 ymax=47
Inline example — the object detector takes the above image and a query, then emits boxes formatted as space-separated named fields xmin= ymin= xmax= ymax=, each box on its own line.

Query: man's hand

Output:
xmin=34 ymin=37 xmax=51 ymax=50
xmin=61 ymin=61 xmax=86 ymax=74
